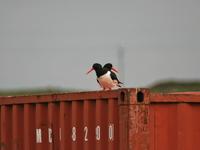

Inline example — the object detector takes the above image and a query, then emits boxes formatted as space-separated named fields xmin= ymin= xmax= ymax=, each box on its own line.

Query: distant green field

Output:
xmin=150 ymin=80 xmax=200 ymax=93
xmin=0 ymin=87 xmax=79 ymax=96
xmin=0 ymin=80 xmax=200 ymax=96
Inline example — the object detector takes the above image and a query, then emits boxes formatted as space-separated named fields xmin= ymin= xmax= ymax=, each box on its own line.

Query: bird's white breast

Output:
xmin=97 ymin=71 xmax=117 ymax=89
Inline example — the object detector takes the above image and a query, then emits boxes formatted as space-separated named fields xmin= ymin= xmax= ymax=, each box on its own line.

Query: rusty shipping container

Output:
xmin=0 ymin=88 xmax=200 ymax=150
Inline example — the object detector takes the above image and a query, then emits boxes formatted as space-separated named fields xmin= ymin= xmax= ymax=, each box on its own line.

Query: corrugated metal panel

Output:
xmin=150 ymin=92 xmax=200 ymax=150
xmin=0 ymin=88 xmax=149 ymax=150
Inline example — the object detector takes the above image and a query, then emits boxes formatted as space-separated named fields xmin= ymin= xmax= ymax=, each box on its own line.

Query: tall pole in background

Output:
xmin=118 ymin=45 xmax=125 ymax=84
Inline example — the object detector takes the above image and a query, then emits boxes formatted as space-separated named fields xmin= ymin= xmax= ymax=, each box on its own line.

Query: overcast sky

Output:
xmin=0 ymin=0 xmax=200 ymax=90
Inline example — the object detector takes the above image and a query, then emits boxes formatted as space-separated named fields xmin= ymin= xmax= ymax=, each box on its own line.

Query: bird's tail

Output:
xmin=118 ymin=81 xmax=123 ymax=84
xmin=113 ymin=80 xmax=123 ymax=88
xmin=117 ymin=84 xmax=122 ymax=87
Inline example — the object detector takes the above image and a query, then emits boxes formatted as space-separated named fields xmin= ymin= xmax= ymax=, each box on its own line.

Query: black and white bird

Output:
xmin=87 ymin=63 xmax=123 ymax=90
xmin=103 ymin=63 xmax=123 ymax=87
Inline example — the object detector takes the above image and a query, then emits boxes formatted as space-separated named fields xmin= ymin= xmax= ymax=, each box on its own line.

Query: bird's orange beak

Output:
xmin=111 ymin=67 xmax=119 ymax=73
xmin=86 ymin=68 xmax=94 ymax=74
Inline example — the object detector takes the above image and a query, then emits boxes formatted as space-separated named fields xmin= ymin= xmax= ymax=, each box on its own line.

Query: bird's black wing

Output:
xmin=96 ymin=79 xmax=102 ymax=87
xmin=110 ymin=71 xmax=123 ymax=84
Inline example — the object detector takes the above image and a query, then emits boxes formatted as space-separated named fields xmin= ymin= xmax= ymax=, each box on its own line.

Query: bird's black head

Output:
xmin=103 ymin=63 xmax=119 ymax=73
xmin=86 ymin=63 xmax=103 ymax=76
xmin=88 ymin=63 xmax=105 ymax=77
xmin=92 ymin=63 xmax=102 ymax=71
xmin=103 ymin=63 xmax=113 ymax=70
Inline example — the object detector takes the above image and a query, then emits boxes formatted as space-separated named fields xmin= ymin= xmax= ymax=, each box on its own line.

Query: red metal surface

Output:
xmin=150 ymin=93 xmax=200 ymax=102
xmin=1 ymin=88 xmax=200 ymax=150
xmin=149 ymin=92 xmax=200 ymax=150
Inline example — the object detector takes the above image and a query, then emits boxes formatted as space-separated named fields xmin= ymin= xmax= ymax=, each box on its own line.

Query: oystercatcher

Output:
xmin=103 ymin=63 xmax=123 ymax=87
xmin=87 ymin=63 xmax=122 ymax=90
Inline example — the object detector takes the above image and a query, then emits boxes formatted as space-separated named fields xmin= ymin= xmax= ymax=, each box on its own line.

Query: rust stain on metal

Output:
xmin=131 ymin=105 xmax=149 ymax=134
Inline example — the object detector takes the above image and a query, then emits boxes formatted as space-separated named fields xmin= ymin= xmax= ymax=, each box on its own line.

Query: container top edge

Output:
xmin=150 ymin=92 xmax=200 ymax=103
xmin=0 ymin=88 xmax=148 ymax=105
